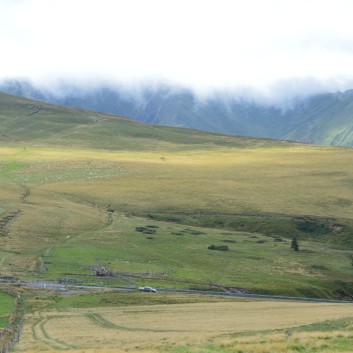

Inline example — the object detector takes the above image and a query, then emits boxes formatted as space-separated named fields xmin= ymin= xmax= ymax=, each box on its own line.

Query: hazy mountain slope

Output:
xmin=0 ymin=80 xmax=290 ymax=138
xmin=2 ymin=80 xmax=353 ymax=146
xmin=51 ymin=85 xmax=290 ymax=138
xmin=283 ymin=91 xmax=353 ymax=146
xmin=0 ymin=91 xmax=288 ymax=150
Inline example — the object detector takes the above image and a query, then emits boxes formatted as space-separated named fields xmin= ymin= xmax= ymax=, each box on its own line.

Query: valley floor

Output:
xmin=3 ymin=91 xmax=353 ymax=353
xmin=15 ymin=297 xmax=353 ymax=353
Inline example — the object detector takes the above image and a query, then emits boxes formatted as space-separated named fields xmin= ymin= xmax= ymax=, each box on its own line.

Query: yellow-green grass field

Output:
xmin=1 ymin=144 xmax=353 ymax=297
xmin=3 ymin=92 xmax=353 ymax=353
xmin=15 ymin=294 xmax=353 ymax=353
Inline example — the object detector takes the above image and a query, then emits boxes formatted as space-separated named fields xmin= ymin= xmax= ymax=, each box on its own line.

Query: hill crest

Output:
xmin=2 ymin=80 xmax=353 ymax=147
xmin=0 ymin=91 xmax=296 ymax=151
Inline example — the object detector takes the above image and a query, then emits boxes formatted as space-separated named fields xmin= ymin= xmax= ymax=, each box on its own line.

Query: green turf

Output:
xmin=1 ymin=92 xmax=353 ymax=298
xmin=0 ymin=292 xmax=14 ymax=328
xmin=33 ymin=214 xmax=353 ymax=297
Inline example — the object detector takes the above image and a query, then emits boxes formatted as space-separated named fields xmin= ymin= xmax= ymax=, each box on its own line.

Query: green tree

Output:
xmin=291 ymin=237 xmax=299 ymax=251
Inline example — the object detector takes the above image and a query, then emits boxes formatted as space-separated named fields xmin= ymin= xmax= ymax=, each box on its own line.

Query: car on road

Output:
xmin=139 ymin=286 xmax=157 ymax=293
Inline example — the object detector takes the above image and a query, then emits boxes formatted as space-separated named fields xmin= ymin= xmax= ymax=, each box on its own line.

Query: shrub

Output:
xmin=135 ymin=227 xmax=156 ymax=234
xmin=296 ymin=218 xmax=330 ymax=234
xmin=171 ymin=232 xmax=184 ymax=236
xmin=183 ymin=229 xmax=206 ymax=235
xmin=274 ymin=237 xmax=283 ymax=242
xmin=291 ymin=236 xmax=299 ymax=251
xmin=208 ymin=245 xmax=229 ymax=251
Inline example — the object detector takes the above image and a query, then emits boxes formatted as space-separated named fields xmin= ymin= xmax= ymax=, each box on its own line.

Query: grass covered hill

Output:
xmin=4 ymin=80 xmax=353 ymax=147
xmin=1 ymin=91 xmax=353 ymax=298
xmin=0 ymin=91 xmax=282 ymax=150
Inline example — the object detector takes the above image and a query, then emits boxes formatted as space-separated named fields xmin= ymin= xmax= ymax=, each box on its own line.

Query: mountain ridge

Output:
xmin=0 ymin=90 xmax=293 ymax=151
xmin=2 ymin=79 xmax=353 ymax=147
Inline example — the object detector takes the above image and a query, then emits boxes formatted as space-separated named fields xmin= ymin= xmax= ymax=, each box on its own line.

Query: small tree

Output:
xmin=291 ymin=236 xmax=299 ymax=251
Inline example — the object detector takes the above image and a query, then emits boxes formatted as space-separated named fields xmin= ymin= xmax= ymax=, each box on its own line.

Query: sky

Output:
xmin=2 ymin=0 xmax=353 ymax=99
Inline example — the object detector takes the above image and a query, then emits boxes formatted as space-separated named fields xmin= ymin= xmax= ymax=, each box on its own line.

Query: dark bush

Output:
xmin=296 ymin=218 xmax=330 ymax=234
xmin=182 ymin=229 xmax=206 ymax=235
xmin=172 ymin=232 xmax=184 ymax=236
xmin=190 ymin=230 xmax=206 ymax=235
xmin=208 ymin=245 xmax=229 ymax=251
xmin=291 ymin=236 xmax=299 ymax=251
xmin=274 ymin=237 xmax=283 ymax=242
xmin=135 ymin=227 xmax=156 ymax=234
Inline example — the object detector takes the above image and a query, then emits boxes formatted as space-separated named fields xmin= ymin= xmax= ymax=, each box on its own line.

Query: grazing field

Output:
xmin=15 ymin=295 xmax=353 ymax=353
xmin=0 ymin=292 xmax=14 ymax=328
xmin=1 ymin=92 xmax=353 ymax=296
xmin=1 ymin=144 xmax=353 ymax=297
xmin=3 ymin=92 xmax=353 ymax=352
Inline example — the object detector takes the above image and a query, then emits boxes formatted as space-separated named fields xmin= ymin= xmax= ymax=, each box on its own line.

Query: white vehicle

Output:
xmin=139 ymin=286 xmax=157 ymax=293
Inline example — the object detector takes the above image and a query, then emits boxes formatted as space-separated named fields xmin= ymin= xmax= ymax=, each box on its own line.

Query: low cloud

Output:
xmin=2 ymin=0 xmax=353 ymax=102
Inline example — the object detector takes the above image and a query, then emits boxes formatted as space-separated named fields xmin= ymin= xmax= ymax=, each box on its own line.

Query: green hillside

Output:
xmin=0 ymin=92 xmax=282 ymax=150
xmin=1 ymin=92 xmax=353 ymax=298
xmin=4 ymin=80 xmax=353 ymax=147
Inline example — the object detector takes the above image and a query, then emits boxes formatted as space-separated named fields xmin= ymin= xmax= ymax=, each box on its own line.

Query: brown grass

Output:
xmin=16 ymin=300 xmax=353 ymax=352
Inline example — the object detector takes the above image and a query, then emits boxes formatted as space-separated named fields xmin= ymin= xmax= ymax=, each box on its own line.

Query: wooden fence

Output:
xmin=0 ymin=294 xmax=25 ymax=353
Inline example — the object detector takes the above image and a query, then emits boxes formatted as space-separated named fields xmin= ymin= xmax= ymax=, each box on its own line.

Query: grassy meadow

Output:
xmin=2 ymin=92 xmax=353 ymax=351
xmin=0 ymin=292 xmax=14 ymax=328
xmin=13 ymin=291 xmax=353 ymax=353
xmin=1 ymin=144 xmax=353 ymax=297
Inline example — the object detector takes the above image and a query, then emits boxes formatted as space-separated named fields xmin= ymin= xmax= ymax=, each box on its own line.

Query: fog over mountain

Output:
xmin=3 ymin=1 xmax=353 ymax=98
xmin=3 ymin=0 xmax=353 ymax=146
xmin=2 ymin=79 xmax=353 ymax=147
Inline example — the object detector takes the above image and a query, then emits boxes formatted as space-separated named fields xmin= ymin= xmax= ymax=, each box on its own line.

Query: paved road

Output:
xmin=19 ymin=281 xmax=133 ymax=292
xmin=158 ymin=288 xmax=353 ymax=303
xmin=1 ymin=280 xmax=352 ymax=304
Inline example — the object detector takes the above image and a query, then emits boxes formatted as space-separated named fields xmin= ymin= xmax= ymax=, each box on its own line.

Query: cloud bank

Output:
xmin=2 ymin=0 xmax=353 ymax=99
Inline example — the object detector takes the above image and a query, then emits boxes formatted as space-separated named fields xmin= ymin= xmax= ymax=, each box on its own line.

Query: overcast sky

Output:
xmin=2 ymin=0 xmax=353 ymax=98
